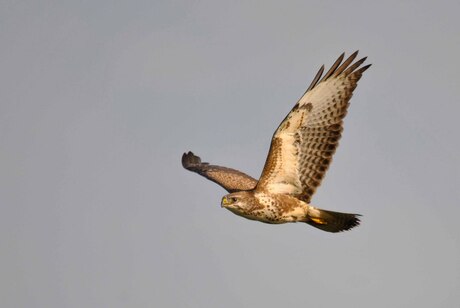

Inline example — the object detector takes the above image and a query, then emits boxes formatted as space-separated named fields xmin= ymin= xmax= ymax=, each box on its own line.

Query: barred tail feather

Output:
xmin=306 ymin=207 xmax=361 ymax=233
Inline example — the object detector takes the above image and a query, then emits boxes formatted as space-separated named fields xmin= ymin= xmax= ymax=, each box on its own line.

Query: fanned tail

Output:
xmin=306 ymin=206 xmax=361 ymax=233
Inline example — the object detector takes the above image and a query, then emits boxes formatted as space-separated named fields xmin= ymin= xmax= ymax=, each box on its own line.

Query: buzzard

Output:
xmin=182 ymin=51 xmax=370 ymax=232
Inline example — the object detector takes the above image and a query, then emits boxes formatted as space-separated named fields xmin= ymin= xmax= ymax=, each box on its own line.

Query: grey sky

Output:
xmin=1 ymin=1 xmax=459 ymax=307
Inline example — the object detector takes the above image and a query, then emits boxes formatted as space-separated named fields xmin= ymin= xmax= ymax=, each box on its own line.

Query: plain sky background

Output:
xmin=1 ymin=1 xmax=459 ymax=307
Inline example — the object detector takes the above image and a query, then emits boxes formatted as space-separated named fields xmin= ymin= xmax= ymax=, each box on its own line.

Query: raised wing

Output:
xmin=256 ymin=51 xmax=371 ymax=203
xmin=182 ymin=151 xmax=257 ymax=193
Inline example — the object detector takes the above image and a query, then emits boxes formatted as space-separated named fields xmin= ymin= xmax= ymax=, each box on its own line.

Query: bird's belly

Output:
xmin=234 ymin=203 xmax=307 ymax=224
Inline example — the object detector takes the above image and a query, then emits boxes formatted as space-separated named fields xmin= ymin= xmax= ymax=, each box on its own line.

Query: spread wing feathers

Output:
xmin=256 ymin=51 xmax=371 ymax=203
xmin=182 ymin=151 xmax=257 ymax=193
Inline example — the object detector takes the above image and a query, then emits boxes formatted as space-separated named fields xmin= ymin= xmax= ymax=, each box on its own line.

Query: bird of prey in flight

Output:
xmin=182 ymin=51 xmax=370 ymax=232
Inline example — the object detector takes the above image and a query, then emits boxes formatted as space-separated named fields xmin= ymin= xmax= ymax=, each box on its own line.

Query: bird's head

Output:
xmin=221 ymin=191 xmax=255 ymax=215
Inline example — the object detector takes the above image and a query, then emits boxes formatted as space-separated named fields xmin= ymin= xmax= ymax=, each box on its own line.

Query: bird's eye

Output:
xmin=222 ymin=196 xmax=237 ymax=205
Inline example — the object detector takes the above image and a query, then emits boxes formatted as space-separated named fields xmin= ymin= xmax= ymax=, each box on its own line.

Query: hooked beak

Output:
xmin=221 ymin=196 xmax=229 ymax=208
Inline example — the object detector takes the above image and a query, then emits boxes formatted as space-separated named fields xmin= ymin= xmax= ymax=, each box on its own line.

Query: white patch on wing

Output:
xmin=264 ymin=105 xmax=310 ymax=195
xmin=298 ymin=78 xmax=348 ymax=126
xmin=265 ymin=133 xmax=301 ymax=194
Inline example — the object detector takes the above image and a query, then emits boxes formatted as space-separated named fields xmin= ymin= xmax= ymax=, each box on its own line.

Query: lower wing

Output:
xmin=182 ymin=151 xmax=257 ymax=193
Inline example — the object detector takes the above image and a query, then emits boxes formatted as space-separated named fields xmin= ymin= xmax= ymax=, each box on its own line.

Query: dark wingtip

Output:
xmin=306 ymin=64 xmax=325 ymax=92
xmin=181 ymin=152 xmax=189 ymax=168
xmin=342 ymin=56 xmax=367 ymax=75
xmin=182 ymin=151 xmax=208 ymax=170
xmin=305 ymin=51 xmax=370 ymax=93
xmin=182 ymin=151 xmax=199 ymax=168
xmin=333 ymin=51 xmax=360 ymax=76
xmin=320 ymin=52 xmax=346 ymax=83
xmin=358 ymin=63 xmax=372 ymax=74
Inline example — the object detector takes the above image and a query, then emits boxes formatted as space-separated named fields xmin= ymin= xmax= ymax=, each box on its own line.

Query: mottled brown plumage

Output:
xmin=183 ymin=51 xmax=371 ymax=232
xmin=182 ymin=152 xmax=257 ymax=193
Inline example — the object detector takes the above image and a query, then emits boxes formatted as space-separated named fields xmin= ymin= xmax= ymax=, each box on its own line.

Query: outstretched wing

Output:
xmin=182 ymin=151 xmax=257 ymax=193
xmin=256 ymin=51 xmax=371 ymax=203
